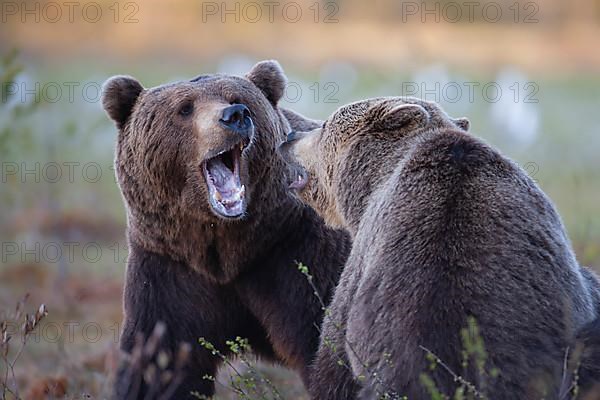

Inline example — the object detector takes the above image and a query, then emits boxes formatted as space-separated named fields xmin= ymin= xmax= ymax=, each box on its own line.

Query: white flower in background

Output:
xmin=411 ymin=64 xmax=472 ymax=115
xmin=490 ymin=67 xmax=540 ymax=149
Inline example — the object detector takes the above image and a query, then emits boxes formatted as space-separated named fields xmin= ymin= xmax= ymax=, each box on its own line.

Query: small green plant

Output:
xmin=198 ymin=336 xmax=282 ymax=399
xmin=420 ymin=373 xmax=446 ymax=400
xmin=418 ymin=317 xmax=490 ymax=400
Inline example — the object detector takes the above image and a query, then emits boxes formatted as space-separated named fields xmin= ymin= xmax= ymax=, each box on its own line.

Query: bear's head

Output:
xmin=103 ymin=60 xmax=294 ymax=222
xmin=280 ymin=96 xmax=469 ymax=230
xmin=102 ymin=61 xmax=315 ymax=280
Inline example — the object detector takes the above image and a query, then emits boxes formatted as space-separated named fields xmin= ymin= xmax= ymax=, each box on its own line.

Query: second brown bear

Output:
xmin=281 ymin=97 xmax=600 ymax=399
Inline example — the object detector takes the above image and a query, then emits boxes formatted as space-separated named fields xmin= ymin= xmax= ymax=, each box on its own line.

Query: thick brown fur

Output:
xmin=282 ymin=97 xmax=600 ymax=399
xmin=102 ymin=61 xmax=353 ymax=399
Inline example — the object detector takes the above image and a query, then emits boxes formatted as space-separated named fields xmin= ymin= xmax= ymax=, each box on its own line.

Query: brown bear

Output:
xmin=280 ymin=96 xmax=600 ymax=399
xmin=101 ymin=61 xmax=354 ymax=399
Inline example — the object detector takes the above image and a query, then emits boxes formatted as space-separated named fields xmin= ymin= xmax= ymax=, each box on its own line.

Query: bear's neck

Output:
xmin=126 ymin=176 xmax=303 ymax=284
xmin=335 ymin=134 xmax=422 ymax=235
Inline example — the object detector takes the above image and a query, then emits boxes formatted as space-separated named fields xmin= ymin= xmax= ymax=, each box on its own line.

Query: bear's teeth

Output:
xmin=240 ymin=143 xmax=244 ymax=151
xmin=214 ymin=191 xmax=223 ymax=201
xmin=240 ymin=185 xmax=245 ymax=197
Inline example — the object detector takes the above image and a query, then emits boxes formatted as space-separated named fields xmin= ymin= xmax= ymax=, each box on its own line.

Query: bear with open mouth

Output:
xmin=201 ymin=102 xmax=251 ymax=217
xmin=281 ymin=96 xmax=600 ymax=399
xmin=102 ymin=61 xmax=353 ymax=399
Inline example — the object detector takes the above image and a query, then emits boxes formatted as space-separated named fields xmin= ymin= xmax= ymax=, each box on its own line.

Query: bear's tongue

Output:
xmin=207 ymin=157 xmax=240 ymax=196
xmin=204 ymin=147 xmax=245 ymax=216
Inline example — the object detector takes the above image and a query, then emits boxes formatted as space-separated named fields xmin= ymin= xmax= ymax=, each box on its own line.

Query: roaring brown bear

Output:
xmin=101 ymin=61 xmax=354 ymax=399
xmin=280 ymin=96 xmax=600 ymax=399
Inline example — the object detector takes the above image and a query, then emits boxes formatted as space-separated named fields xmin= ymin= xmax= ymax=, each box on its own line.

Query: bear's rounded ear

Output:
xmin=246 ymin=60 xmax=287 ymax=106
xmin=102 ymin=76 xmax=144 ymax=129
xmin=454 ymin=117 xmax=470 ymax=131
xmin=371 ymin=103 xmax=430 ymax=133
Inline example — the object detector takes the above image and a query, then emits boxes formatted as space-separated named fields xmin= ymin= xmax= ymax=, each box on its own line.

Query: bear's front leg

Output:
xmin=308 ymin=301 xmax=360 ymax=400
xmin=113 ymin=244 xmax=250 ymax=399
xmin=308 ymin=252 xmax=364 ymax=400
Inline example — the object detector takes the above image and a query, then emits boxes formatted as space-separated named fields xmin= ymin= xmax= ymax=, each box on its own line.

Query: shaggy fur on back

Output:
xmin=282 ymin=96 xmax=600 ymax=399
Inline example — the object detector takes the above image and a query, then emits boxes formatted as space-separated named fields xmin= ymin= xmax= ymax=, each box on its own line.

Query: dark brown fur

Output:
xmin=282 ymin=97 xmax=600 ymax=399
xmin=102 ymin=61 xmax=352 ymax=399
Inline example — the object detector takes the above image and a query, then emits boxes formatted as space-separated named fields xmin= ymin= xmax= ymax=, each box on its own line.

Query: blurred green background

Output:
xmin=1 ymin=0 xmax=599 ymax=398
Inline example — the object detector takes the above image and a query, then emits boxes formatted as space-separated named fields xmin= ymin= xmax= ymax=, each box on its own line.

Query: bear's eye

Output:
xmin=178 ymin=102 xmax=194 ymax=117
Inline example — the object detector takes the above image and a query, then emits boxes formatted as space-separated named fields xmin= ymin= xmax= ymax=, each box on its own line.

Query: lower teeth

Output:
xmin=215 ymin=184 xmax=245 ymax=205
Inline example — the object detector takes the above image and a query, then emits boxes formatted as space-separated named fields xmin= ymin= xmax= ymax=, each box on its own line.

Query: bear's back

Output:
xmin=345 ymin=128 xmax=595 ymax=398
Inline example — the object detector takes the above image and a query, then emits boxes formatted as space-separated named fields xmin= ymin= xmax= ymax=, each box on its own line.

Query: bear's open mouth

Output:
xmin=289 ymin=168 xmax=308 ymax=190
xmin=203 ymin=140 xmax=249 ymax=218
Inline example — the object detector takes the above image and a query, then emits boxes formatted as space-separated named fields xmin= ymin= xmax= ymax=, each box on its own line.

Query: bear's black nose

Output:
xmin=220 ymin=104 xmax=252 ymax=135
